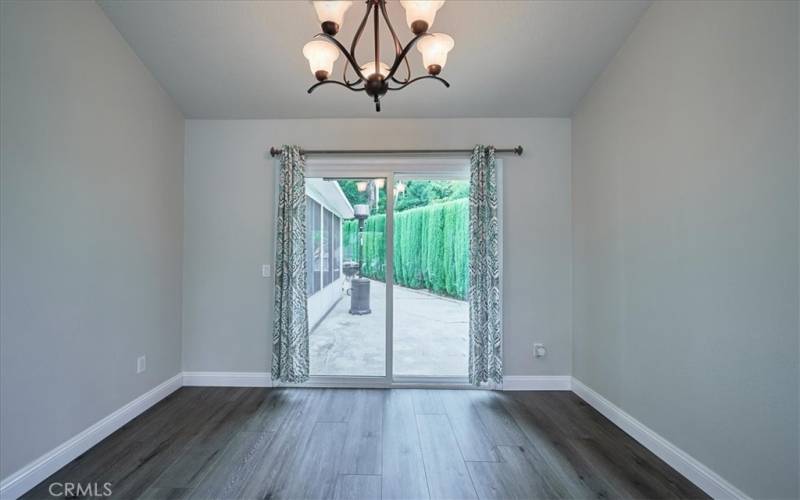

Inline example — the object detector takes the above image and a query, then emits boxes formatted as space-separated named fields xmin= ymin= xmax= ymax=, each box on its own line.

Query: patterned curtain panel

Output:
xmin=271 ymin=145 xmax=310 ymax=383
xmin=468 ymin=145 xmax=503 ymax=385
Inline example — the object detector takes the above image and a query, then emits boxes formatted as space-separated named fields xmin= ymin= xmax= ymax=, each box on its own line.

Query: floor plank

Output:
xmin=139 ymin=486 xmax=191 ymax=499
xmin=440 ymin=390 xmax=499 ymax=462
xmin=382 ymin=390 xmax=430 ymax=500
xmin=242 ymin=387 xmax=303 ymax=433
xmin=237 ymin=388 xmax=327 ymax=499
xmin=150 ymin=449 xmax=221 ymax=490
xmin=466 ymin=445 xmax=561 ymax=500
xmin=470 ymin=390 xmax=529 ymax=447
xmin=416 ymin=413 xmax=478 ymax=500
xmin=411 ymin=388 xmax=446 ymax=414
xmin=340 ymin=389 xmax=384 ymax=475
xmin=282 ymin=421 xmax=349 ymax=499
xmin=189 ymin=430 xmax=275 ymax=500
xmin=333 ymin=474 xmax=381 ymax=500
xmin=317 ymin=388 xmax=358 ymax=423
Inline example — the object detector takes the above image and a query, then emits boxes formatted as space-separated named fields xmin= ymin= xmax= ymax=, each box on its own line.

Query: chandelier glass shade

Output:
xmin=312 ymin=1 xmax=353 ymax=31
xmin=303 ymin=0 xmax=454 ymax=112
xmin=416 ymin=33 xmax=454 ymax=74
xmin=399 ymin=1 xmax=444 ymax=32
xmin=361 ymin=61 xmax=391 ymax=78
xmin=302 ymin=40 xmax=341 ymax=80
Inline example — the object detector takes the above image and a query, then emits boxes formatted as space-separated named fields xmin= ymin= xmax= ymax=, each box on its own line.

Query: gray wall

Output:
xmin=572 ymin=1 xmax=799 ymax=498
xmin=183 ymin=119 xmax=572 ymax=377
xmin=0 ymin=0 xmax=184 ymax=479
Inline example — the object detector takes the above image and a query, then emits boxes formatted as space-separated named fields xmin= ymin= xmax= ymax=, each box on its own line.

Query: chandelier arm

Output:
xmin=390 ymin=58 xmax=412 ymax=85
xmin=343 ymin=1 xmax=373 ymax=85
xmin=385 ymin=32 xmax=431 ymax=81
xmin=379 ymin=0 xmax=403 ymax=56
xmin=344 ymin=75 xmax=364 ymax=87
xmin=308 ymin=79 xmax=366 ymax=94
xmin=314 ymin=33 xmax=368 ymax=82
xmin=387 ymin=75 xmax=450 ymax=91
xmin=378 ymin=0 xmax=412 ymax=84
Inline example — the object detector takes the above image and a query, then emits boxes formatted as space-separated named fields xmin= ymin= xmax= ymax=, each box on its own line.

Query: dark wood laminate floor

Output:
xmin=24 ymin=388 xmax=709 ymax=499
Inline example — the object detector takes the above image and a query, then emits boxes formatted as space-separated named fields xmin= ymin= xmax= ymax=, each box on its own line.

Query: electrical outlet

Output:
xmin=137 ymin=355 xmax=146 ymax=374
xmin=534 ymin=343 xmax=547 ymax=359
xmin=262 ymin=264 xmax=271 ymax=278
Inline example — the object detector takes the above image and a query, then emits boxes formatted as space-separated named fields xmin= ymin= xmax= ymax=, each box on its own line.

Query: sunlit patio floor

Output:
xmin=309 ymin=280 xmax=468 ymax=377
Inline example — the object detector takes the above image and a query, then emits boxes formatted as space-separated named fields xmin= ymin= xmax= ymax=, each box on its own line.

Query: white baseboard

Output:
xmin=571 ymin=378 xmax=749 ymax=500
xmin=501 ymin=375 xmax=572 ymax=391
xmin=0 ymin=373 xmax=183 ymax=500
xmin=182 ymin=371 xmax=272 ymax=387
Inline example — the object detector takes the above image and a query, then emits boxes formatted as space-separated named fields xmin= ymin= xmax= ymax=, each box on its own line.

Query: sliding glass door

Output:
xmin=302 ymin=159 xmax=472 ymax=386
xmin=306 ymin=176 xmax=387 ymax=378
xmin=391 ymin=175 xmax=470 ymax=380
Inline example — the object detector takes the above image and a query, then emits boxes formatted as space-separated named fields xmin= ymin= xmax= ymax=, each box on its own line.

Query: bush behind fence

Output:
xmin=343 ymin=198 xmax=469 ymax=300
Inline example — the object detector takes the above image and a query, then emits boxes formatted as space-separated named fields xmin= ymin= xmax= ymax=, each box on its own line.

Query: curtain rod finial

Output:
xmin=269 ymin=147 xmax=281 ymax=157
xmin=514 ymin=145 xmax=523 ymax=156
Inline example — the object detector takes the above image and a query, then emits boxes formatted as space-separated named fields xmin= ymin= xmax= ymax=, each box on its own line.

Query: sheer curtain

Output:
xmin=271 ymin=145 xmax=310 ymax=383
xmin=468 ymin=145 xmax=502 ymax=385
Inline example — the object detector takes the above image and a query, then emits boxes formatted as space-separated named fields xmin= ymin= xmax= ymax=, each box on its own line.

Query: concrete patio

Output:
xmin=309 ymin=280 xmax=468 ymax=377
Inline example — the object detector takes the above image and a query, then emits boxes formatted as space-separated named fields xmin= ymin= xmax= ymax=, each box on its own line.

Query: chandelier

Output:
xmin=302 ymin=0 xmax=454 ymax=112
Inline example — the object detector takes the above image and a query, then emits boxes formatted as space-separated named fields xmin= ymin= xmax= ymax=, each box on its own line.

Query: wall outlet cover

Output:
xmin=137 ymin=355 xmax=146 ymax=374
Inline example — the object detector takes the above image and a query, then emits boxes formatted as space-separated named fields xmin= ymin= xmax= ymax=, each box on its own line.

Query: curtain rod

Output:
xmin=268 ymin=146 xmax=523 ymax=157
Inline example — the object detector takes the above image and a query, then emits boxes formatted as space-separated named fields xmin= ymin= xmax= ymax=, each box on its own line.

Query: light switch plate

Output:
xmin=262 ymin=264 xmax=271 ymax=278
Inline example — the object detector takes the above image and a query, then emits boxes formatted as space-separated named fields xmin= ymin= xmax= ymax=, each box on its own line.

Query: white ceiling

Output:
xmin=99 ymin=0 xmax=650 ymax=119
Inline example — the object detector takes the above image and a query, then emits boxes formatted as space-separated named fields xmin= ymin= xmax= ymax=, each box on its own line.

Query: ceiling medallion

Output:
xmin=302 ymin=0 xmax=454 ymax=112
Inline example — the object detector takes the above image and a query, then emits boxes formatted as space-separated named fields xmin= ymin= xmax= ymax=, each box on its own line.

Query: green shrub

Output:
xmin=342 ymin=198 xmax=468 ymax=300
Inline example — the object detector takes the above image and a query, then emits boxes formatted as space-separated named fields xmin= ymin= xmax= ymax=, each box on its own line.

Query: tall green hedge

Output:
xmin=342 ymin=198 xmax=468 ymax=300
